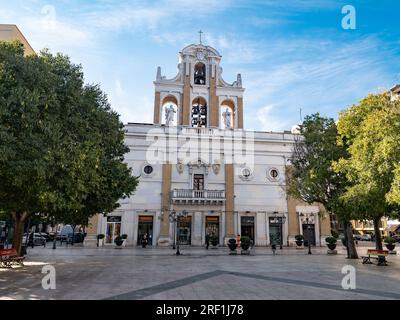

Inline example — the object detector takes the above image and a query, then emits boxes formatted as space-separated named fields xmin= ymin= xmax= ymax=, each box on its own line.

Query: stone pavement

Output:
xmin=0 ymin=244 xmax=399 ymax=300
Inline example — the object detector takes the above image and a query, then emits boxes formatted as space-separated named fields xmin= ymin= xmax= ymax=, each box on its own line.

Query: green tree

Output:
xmin=0 ymin=41 xmax=138 ymax=254
xmin=288 ymin=113 xmax=358 ymax=258
xmin=335 ymin=93 xmax=400 ymax=250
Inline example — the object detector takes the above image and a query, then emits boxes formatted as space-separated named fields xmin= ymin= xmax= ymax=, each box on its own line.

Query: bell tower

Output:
xmin=153 ymin=38 xmax=245 ymax=129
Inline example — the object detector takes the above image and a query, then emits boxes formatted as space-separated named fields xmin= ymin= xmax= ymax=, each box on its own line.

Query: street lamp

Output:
xmin=300 ymin=212 xmax=314 ymax=255
xmin=271 ymin=212 xmax=287 ymax=249
xmin=168 ymin=210 xmax=188 ymax=255
xmin=52 ymin=216 xmax=57 ymax=250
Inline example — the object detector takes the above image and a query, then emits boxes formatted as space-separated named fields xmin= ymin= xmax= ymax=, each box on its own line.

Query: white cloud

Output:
xmin=256 ymin=105 xmax=292 ymax=132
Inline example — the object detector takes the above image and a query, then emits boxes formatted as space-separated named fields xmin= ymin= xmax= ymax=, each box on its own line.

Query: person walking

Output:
xmin=142 ymin=233 xmax=148 ymax=248
xmin=205 ymin=233 xmax=210 ymax=250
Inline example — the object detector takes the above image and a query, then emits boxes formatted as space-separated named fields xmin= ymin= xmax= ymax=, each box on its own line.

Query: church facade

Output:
xmin=86 ymin=42 xmax=331 ymax=247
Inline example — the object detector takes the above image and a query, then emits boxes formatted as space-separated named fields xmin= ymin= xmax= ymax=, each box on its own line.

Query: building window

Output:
xmin=267 ymin=168 xmax=280 ymax=181
xmin=240 ymin=167 xmax=253 ymax=181
xmin=193 ymin=174 xmax=204 ymax=190
xmin=143 ymin=165 xmax=154 ymax=175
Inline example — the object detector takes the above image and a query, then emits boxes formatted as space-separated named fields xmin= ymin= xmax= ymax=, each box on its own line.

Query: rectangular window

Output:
xmin=193 ymin=174 xmax=204 ymax=190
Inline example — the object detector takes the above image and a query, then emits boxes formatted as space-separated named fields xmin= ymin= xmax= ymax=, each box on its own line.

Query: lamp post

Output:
xmin=169 ymin=210 xmax=188 ymax=255
xmin=271 ymin=212 xmax=287 ymax=249
xmin=300 ymin=212 xmax=314 ymax=255
xmin=52 ymin=216 xmax=57 ymax=250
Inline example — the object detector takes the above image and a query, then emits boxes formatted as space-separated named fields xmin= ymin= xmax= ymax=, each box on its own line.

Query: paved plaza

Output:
xmin=1 ymin=244 xmax=399 ymax=300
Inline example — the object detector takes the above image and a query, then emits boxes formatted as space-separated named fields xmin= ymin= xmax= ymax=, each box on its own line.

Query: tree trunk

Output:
xmin=344 ymin=220 xmax=358 ymax=259
xmin=373 ymin=216 xmax=383 ymax=250
xmin=12 ymin=212 xmax=30 ymax=256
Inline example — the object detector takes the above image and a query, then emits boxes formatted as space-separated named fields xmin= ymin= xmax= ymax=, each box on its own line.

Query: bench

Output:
xmin=0 ymin=249 xmax=25 ymax=268
xmin=361 ymin=249 xmax=389 ymax=266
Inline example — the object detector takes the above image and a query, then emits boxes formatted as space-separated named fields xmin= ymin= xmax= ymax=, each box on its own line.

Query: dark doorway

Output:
xmin=302 ymin=224 xmax=316 ymax=246
xmin=177 ymin=216 xmax=192 ymax=245
xmin=241 ymin=216 xmax=255 ymax=242
xmin=205 ymin=216 xmax=219 ymax=243
xmin=269 ymin=217 xmax=283 ymax=246
xmin=137 ymin=216 xmax=153 ymax=246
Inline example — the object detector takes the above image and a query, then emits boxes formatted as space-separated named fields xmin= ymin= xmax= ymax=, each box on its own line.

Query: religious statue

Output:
xmin=222 ymin=108 xmax=232 ymax=128
xmin=165 ymin=105 xmax=176 ymax=126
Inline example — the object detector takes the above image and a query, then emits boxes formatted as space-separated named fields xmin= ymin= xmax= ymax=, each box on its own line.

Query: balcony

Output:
xmin=171 ymin=189 xmax=225 ymax=205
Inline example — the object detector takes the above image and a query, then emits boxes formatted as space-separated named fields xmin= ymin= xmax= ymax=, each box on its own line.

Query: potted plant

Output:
xmin=210 ymin=235 xmax=219 ymax=247
xmin=240 ymin=236 xmax=251 ymax=254
xmin=295 ymin=234 xmax=304 ymax=247
xmin=325 ymin=236 xmax=337 ymax=252
xmin=228 ymin=238 xmax=237 ymax=254
xmin=97 ymin=234 xmax=105 ymax=247
xmin=384 ymin=236 xmax=396 ymax=252
xmin=114 ymin=236 xmax=124 ymax=247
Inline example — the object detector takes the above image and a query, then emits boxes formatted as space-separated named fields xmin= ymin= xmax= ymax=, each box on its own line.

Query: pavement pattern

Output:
xmin=0 ymin=244 xmax=399 ymax=300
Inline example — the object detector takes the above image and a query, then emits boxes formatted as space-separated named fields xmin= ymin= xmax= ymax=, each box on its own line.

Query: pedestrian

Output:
xmin=236 ymin=234 xmax=241 ymax=248
xmin=205 ymin=233 xmax=210 ymax=250
xmin=142 ymin=233 xmax=148 ymax=248
xmin=271 ymin=243 xmax=277 ymax=255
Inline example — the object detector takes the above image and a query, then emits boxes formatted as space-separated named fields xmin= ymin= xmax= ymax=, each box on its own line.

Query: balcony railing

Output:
xmin=181 ymin=127 xmax=218 ymax=136
xmin=171 ymin=189 xmax=225 ymax=205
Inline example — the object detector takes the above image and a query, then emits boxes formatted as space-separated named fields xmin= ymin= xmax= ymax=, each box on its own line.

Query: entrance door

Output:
xmin=137 ymin=216 xmax=154 ymax=246
xmin=269 ymin=217 xmax=283 ymax=246
xmin=205 ymin=216 xmax=219 ymax=243
xmin=106 ymin=216 xmax=122 ymax=244
xmin=302 ymin=224 xmax=316 ymax=246
xmin=177 ymin=216 xmax=192 ymax=245
xmin=241 ymin=216 xmax=255 ymax=242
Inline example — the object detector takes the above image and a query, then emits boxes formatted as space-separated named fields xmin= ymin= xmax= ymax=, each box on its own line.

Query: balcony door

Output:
xmin=193 ymin=174 xmax=204 ymax=190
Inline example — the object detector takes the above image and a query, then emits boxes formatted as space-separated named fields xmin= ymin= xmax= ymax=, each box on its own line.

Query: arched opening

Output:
xmin=191 ymin=97 xmax=207 ymax=128
xmin=161 ymin=95 xmax=178 ymax=126
xmin=194 ymin=63 xmax=206 ymax=85
xmin=220 ymin=99 xmax=235 ymax=129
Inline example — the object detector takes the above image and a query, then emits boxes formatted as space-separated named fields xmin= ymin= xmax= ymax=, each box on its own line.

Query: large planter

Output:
xmin=228 ymin=239 xmax=237 ymax=253
xmin=385 ymin=243 xmax=395 ymax=251
xmin=327 ymin=243 xmax=337 ymax=251
xmin=115 ymin=239 xmax=124 ymax=247
xmin=211 ymin=240 xmax=218 ymax=247
xmin=296 ymin=240 xmax=303 ymax=247
xmin=228 ymin=243 xmax=236 ymax=251
xmin=241 ymin=242 xmax=250 ymax=251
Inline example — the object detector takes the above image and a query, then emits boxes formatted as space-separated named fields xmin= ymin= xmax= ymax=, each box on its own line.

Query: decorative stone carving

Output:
xmin=212 ymin=160 xmax=221 ymax=175
xmin=176 ymin=159 xmax=184 ymax=174
xmin=222 ymin=108 xmax=232 ymax=128
xmin=188 ymin=159 xmax=211 ymax=175
xmin=165 ymin=105 xmax=176 ymax=126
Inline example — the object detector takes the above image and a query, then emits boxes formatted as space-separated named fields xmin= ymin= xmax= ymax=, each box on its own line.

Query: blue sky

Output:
xmin=1 ymin=0 xmax=400 ymax=131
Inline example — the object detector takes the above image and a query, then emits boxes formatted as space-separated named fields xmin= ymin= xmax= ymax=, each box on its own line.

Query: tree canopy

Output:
xmin=288 ymin=113 xmax=358 ymax=258
xmin=0 ymin=41 xmax=138 ymax=253
xmin=335 ymin=93 xmax=400 ymax=249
